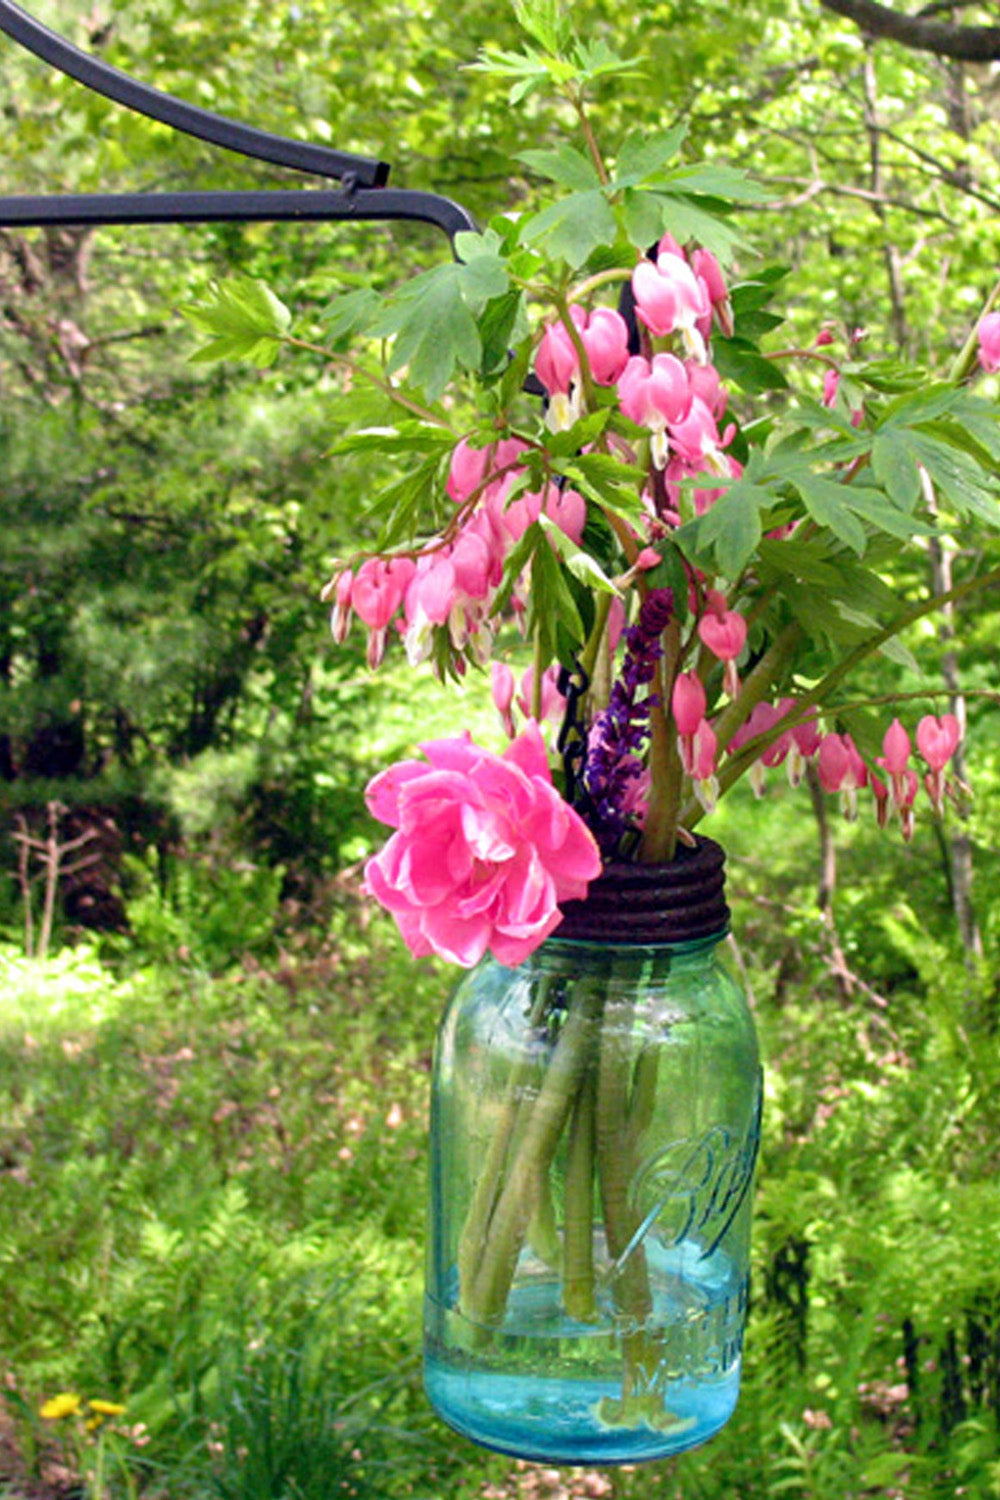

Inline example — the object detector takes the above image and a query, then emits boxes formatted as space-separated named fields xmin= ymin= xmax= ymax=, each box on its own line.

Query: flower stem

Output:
xmin=457 ymin=976 xmax=554 ymax=1303
xmin=595 ymin=982 xmax=652 ymax=1325
xmin=563 ymin=1067 xmax=598 ymax=1321
xmin=639 ymin=619 xmax=682 ymax=863
xmin=462 ymin=979 xmax=604 ymax=1326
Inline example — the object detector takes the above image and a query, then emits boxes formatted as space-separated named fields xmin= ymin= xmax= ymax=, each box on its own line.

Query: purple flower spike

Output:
xmin=581 ymin=587 xmax=673 ymax=854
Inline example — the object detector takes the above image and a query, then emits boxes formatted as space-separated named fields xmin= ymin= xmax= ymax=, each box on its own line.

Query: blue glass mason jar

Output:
xmin=423 ymin=838 xmax=761 ymax=1465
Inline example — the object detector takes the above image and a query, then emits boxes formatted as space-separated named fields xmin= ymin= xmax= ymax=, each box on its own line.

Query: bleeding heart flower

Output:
xmin=978 ymin=311 xmax=1000 ymax=374
xmin=917 ymin=712 xmax=961 ymax=815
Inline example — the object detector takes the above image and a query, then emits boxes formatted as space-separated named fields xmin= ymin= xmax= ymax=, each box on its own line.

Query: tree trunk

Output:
xmin=927 ymin=527 xmax=982 ymax=962
xmin=806 ymin=761 xmax=855 ymax=1002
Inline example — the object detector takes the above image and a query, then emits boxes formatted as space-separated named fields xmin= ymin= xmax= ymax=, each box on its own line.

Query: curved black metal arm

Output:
xmin=0 ymin=0 xmax=389 ymax=187
xmin=0 ymin=0 xmax=479 ymax=241
xmin=0 ymin=186 xmax=479 ymax=238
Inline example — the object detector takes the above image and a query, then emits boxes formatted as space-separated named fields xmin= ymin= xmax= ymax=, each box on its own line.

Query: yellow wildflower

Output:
xmin=40 ymin=1393 xmax=82 ymax=1420
xmin=87 ymin=1400 xmax=126 ymax=1416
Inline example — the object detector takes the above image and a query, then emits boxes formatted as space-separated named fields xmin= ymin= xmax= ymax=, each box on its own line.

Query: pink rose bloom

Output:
xmin=363 ymin=723 xmax=602 ymax=968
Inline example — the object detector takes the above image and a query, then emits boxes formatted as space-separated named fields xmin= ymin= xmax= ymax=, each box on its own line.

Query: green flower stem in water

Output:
xmin=457 ymin=976 xmax=556 ymax=1303
xmin=595 ymin=961 xmax=674 ymax=1425
xmin=562 ymin=1065 xmax=598 ymax=1321
xmin=461 ymin=978 xmax=605 ymax=1327
xmin=596 ymin=984 xmax=653 ymax=1331
xmin=527 ymin=1167 xmax=561 ymax=1268
xmin=627 ymin=1042 xmax=660 ymax=1150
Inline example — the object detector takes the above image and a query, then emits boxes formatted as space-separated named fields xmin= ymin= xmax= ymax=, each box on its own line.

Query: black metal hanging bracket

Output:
xmin=0 ymin=0 xmax=478 ymax=240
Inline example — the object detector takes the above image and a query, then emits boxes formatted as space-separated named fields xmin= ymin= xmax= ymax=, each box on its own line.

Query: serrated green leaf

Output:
xmin=856 ymin=358 xmax=925 ymax=394
xmin=564 ymin=450 xmax=647 ymax=487
xmin=521 ymin=190 xmax=618 ymax=267
xmin=387 ymin=281 xmax=480 ymax=400
xmin=562 ymin=463 xmax=646 ymax=527
xmin=516 ymin=144 xmax=601 ymax=190
xmin=572 ymin=38 xmax=643 ymax=82
xmin=513 ymin=0 xmax=572 ymax=54
xmin=183 ymin=274 xmax=292 ymax=367
xmin=453 ymin=227 xmax=504 ymax=262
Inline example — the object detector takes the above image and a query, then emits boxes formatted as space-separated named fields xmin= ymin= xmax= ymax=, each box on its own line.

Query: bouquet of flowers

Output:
xmin=188 ymin=0 xmax=1000 ymax=1455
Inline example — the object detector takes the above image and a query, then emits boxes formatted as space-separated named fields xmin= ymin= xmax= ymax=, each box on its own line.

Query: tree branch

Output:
xmin=819 ymin=0 xmax=1000 ymax=60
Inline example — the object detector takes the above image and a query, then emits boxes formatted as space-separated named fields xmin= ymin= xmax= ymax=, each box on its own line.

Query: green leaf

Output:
xmin=513 ymin=0 xmax=573 ymax=54
xmin=845 ymin=486 xmax=934 ymax=540
xmin=621 ymin=189 xmax=666 ymax=251
xmin=650 ymin=195 xmax=745 ymax=258
xmin=562 ymin=460 xmax=646 ymax=528
xmin=661 ymin=163 xmax=763 ymax=202
xmin=478 ymin=291 xmax=526 ymax=378
xmin=493 ymin=522 xmax=542 ymax=618
xmin=758 ymin=537 xmax=844 ymax=589
xmin=877 ymin=382 xmax=961 ymax=429
xmin=360 ymin=454 xmax=444 ymax=550
xmin=499 ymin=339 xmax=534 ymax=407
xmin=530 ymin=539 xmax=585 ymax=658
xmin=676 ymin=479 xmax=768 ymax=577
xmin=516 ymin=144 xmax=601 ymax=190
xmin=572 ymin=38 xmax=643 ymax=83
xmin=793 ymin=476 xmax=867 ymax=554
xmin=563 ymin=450 xmax=647 ymax=488
xmin=860 ymin=1453 xmax=915 ymax=1488
xmin=521 ymin=190 xmax=618 ymax=267
xmin=545 ymin=410 xmax=613 ymax=457
xmin=642 ymin=539 xmax=691 ymax=620
xmin=877 ymin=634 xmax=920 ymax=672
xmin=331 ymin=423 xmax=454 ymax=456
xmin=320 ymin=286 xmax=380 ymax=341
xmin=372 ymin=253 xmax=508 ymax=401
xmin=729 ymin=270 xmax=791 ymax=318
xmin=183 ymin=275 xmax=292 ymax=367
xmin=906 ymin=432 xmax=1000 ymax=526
xmin=386 ymin=278 xmax=480 ymax=400
xmin=537 ymin=515 xmax=620 ymax=595
xmin=612 ymin=125 xmax=687 ymax=188
xmin=871 ymin=430 xmax=923 ymax=509
xmin=712 ymin=336 xmax=789 ymax=395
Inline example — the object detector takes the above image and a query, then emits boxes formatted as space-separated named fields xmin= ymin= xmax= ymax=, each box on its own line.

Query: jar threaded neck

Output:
xmin=556 ymin=835 xmax=729 ymax=945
